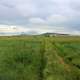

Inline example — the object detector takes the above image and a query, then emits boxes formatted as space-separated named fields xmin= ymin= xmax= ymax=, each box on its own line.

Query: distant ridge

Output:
xmin=41 ymin=32 xmax=70 ymax=36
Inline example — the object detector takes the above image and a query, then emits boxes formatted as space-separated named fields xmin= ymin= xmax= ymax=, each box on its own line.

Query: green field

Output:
xmin=0 ymin=36 xmax=80 ymax=80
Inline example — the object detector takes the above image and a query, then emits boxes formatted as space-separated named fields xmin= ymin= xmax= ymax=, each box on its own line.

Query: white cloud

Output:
xmin=0 ymin=25 xmax=30 ymax=33
xmin=71 ymin=31 xmax=80 ymax=35
xmin=0 ymin=24 xmax=80 ymax=35
xmin=16 ymin=3 xmax=36 ymax=17
xmin=47 ymin=15 xmax=68 ymax=24
xmin=29 ymin=17 xmax=46 ymax=24
xmin=0 ymin=0 xmax=80 ymax=35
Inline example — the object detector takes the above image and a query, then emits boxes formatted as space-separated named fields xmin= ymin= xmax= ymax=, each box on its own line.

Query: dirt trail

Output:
xmin=47 ymin=38 xmax=71 ymax=72
xmin=55 ymin=53 xmax=71 ymax=72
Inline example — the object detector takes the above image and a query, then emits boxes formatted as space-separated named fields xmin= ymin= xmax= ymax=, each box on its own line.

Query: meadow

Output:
xmin=0 ymin=36 xmax=79 ymax=80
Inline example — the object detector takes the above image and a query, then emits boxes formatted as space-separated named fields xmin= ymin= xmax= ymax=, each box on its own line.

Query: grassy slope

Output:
xmin=0 ymin=36 xmax=79 ymax=80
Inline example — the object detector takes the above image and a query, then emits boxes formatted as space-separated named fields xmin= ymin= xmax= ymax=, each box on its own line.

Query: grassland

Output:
xmin=0 ymin=36 xmax=79 ymax=80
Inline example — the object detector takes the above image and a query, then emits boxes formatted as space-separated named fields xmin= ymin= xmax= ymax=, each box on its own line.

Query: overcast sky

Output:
xmin=0 ymin=0 xmax=80 ymax=35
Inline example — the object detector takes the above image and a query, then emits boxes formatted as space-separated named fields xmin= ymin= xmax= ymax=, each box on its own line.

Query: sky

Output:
xmin=0 ymin=0 xmax=80 ymax=35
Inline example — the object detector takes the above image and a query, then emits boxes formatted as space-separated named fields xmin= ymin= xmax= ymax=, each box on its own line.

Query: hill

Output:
xmin=41 ymin=32 xmax=70 ymax=37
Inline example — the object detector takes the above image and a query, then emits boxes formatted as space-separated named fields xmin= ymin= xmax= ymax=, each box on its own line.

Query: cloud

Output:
xmin=0 ymin=0 xmax=79 ymax=35
xmin=0 ymin=25 xmax=30 ymax=33
xmin=0 ymin=0 xmax=73 ymax=18
xmin=29 ymin=17 xmax=46 ymax=24
xmin=47 ymin=14 xmax=69 ymax=25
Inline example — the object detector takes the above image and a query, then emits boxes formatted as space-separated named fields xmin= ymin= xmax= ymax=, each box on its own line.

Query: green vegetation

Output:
xmin=0 ymin=36 xmax=79 ymax=80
